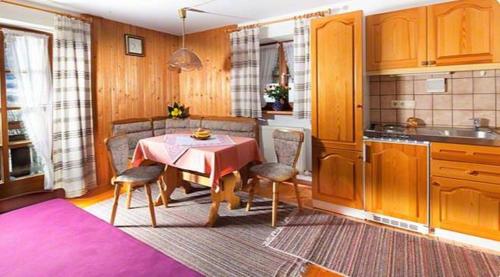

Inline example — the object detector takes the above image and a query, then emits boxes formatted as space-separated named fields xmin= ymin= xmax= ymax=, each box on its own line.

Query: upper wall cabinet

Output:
xmin=366 ymin=7 xmax=427 ymax=71
xmin=367 ymin=0 xmax=500 ymax=72
xmin=427 ymin=0 xmax=500 ymax=66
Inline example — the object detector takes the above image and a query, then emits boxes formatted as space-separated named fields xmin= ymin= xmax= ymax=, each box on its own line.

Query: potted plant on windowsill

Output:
xmin=264 ymin=85 xmax=290 ymax=111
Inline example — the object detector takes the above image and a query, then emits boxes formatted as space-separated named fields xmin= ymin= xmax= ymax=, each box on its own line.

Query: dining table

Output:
xmin=132 ymin=133 xmax=262 ymax=226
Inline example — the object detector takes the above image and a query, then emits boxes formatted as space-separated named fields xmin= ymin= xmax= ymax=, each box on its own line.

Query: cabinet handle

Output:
xmin=428 ymin=60 xmax=436 ymax=66
xmin=356 ymin=104 xmax=363 ymax=108
xmin=421 ymin=61 xmax=429 ymax=66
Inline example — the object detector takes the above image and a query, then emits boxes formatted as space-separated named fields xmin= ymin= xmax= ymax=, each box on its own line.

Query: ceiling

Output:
xmin=27 ymin=0 xmax=452 ymax=35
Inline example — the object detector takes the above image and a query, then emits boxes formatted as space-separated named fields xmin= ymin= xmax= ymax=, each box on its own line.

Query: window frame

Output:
xmin=0 ymin=25 xmax=53 ymax=198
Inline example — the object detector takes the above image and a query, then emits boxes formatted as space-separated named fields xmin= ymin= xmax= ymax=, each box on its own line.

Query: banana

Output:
xmin=193 ymin=128 xmax=211 ymax=139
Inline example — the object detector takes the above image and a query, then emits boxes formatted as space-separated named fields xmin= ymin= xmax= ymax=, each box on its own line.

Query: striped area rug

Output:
xmin=84 ymin=186 xmax=304 ymax=277
xmin=264 ymin=210 xmax=500 ymax=277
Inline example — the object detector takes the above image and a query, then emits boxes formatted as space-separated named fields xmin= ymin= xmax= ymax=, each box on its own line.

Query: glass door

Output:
xmin=0 ymin=27 xmax=50 ymax=198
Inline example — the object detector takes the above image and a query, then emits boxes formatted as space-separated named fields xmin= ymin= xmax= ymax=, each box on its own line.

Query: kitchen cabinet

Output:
xmin=311 ymin=11 xmax=363 ymax=152
xmin=431 ymin=142 xmax=500 ymax=166
xmin=311 ymin=11 xmax=364 ymax=212
xmin=364 ymin=141 xmax=428 ymax=224
xmin=312 ymin=147 xmax=363 ymax=209
xmin=428 ymin=0 xmax=500 ymax=66
xmin=366 ymin=7 xmax=427 ymax=71
xmin=431 ymin=160 xmax=500 ymax=184
xmin=431 ymin=142 xmax=500 ymax=241
xmin=431 ymin=176 xmax=500 ymax=241
xmin=366 ymin=0 xmax=500 ymax=72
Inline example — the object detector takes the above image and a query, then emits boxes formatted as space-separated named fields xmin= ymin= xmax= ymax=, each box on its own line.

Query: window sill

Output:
xmin=262 ymin=110 xmax=293 ymax=116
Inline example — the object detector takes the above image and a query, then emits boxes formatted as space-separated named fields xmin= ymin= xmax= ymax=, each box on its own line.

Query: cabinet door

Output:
xmin=365 ymin=142 xmax=428 ymax=224
xmin=427 ymin=0 xmax=500 ymax=65
xmin=311 ymin=11 xmax=363 ymax=151
xmin=366 ymin=7 xmax=427 ymax=71
xmin=431 ymin=176 xmax=500 ymax=241
xmin=312 ymin=147 xmax=363 ymax=209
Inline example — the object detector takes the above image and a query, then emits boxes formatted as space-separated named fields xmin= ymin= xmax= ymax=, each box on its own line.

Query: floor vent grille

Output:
xmin=370 ymin=214 xmax=420 ymax=232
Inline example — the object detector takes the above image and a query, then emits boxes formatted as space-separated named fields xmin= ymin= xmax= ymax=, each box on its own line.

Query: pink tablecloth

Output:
xmin=132 ymin=135 xmax=262 ymax=187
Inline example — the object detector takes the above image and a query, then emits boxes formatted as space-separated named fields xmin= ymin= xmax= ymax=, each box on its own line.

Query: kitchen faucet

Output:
xmin=470 ymin=118 xmax=482 ymax=131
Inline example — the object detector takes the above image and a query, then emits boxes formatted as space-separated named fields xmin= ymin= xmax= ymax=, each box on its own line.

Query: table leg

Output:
xmin=205 ymin=171 xmax=242 ymax=226
xmin=223 ymin=171 xmax=241 ymax=210
xmin=181 ymin=181 xmax=195 ymax=194
xmin=155 ymin=166 xmax=181 ymax=207
xmin=207 ymin=188 xmax=222 ymax=227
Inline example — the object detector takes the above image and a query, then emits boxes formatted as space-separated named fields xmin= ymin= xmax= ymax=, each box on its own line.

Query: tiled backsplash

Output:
xmin=369 ymin=69 xmax=500 ymax=128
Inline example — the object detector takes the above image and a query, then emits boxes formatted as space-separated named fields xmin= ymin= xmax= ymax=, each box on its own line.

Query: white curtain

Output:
xmin=4 ymin=29 xmax=54 ymax=190
xmin=292 ymin=19 xmax=312 ymax=119
xmin=282 ymin=42 xmax=294 ymax=81
xmin=230 ymin=28 xmax=262 ymax=118
xmin=52 ymin=15 xmax=96 ymax=198
xmin=259 ymin=44 xmax=279 ymax=95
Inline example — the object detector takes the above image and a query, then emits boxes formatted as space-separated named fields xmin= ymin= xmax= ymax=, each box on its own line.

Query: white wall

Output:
xmin=259 ymin=20 xmax=312 ymax=173
xmin=0 ymin=2 xmax=54 ymax=32
xmin=242 ymin=0 xmax=454 ymax=29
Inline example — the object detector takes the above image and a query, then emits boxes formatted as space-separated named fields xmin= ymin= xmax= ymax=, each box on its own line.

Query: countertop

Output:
xmin=364 ymin=126 xmax=500 ymax=147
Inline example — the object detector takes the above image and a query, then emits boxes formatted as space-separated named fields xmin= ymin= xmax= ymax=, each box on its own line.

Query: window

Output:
xmin=0 ymin=26 xmax=51 ymax=197
xmin=260 ymin=41 xmax=294 ymax=112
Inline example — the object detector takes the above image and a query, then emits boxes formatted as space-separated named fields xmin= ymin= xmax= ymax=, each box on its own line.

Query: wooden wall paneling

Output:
xmin=92 ymin=17 xmax=180 ymax=187
xmin=179 ymin=25 xmax=235 ymax=117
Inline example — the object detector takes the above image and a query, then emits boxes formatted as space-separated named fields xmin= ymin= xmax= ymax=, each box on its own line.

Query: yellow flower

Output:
xmin=171 ymin=108 xmax=181 ymax=117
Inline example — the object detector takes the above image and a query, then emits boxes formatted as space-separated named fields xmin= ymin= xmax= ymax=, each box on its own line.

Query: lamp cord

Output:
xmin=182 ymin=17 xmax=186 ymax=48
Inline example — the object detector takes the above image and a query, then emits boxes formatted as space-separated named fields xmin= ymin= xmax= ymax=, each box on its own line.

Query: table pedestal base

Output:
xmin=157 ymin=165 xmax=241 ymax=227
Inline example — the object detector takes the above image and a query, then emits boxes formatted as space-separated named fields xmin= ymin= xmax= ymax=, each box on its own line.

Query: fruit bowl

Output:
xmin=192 ymin=128 xmax=211 ymax=140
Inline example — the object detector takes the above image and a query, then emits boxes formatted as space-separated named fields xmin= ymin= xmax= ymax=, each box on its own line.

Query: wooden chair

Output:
xmin=246 ymin=129 xmax=304 ymax=227
xmin=105 ymin=135 xmax=167 ymax=227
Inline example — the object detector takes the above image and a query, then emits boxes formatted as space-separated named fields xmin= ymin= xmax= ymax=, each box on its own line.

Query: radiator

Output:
xmin=259 ymin=125 xmax=310 ymax=174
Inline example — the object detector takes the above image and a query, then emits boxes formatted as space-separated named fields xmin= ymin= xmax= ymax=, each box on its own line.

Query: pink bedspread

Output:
xmin=0 ymin=199 xmax=201 ymax=277
xmin=133 ymin=135 xmax=262 ymax=187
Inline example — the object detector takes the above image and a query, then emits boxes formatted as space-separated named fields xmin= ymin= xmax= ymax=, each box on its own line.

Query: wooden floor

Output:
xmin=70 ymin=180 xmax=341 ymax=277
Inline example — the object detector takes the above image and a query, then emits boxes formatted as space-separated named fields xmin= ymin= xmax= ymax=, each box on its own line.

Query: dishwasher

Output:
xmin=363 ymin=125 xmax=430 ymax=234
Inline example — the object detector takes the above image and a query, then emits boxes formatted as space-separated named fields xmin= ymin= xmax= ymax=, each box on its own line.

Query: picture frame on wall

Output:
xmin=124 ymin=34 xmax=145 ymax=57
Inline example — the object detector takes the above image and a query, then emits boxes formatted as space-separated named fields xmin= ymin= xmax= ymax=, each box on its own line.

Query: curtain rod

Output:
xmin=260 ymin=39 xmax=293 ymax=47
xmin=227 ymin=8 xmax=331 ymax=33
xmin=1 ymin=0 xmax=92 ymax=23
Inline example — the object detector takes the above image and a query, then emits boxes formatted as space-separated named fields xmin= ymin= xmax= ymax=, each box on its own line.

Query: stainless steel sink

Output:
xmin=439 ymin=129 xmax=497 ymax=139
xmin=365 ymin=124 xmax=500 ymax=146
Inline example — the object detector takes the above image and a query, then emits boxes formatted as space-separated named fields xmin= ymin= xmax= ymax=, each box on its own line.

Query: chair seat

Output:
xmin=115 ymin=165 xmax=164 ymax=183
xmin=250 ymin=163 xmax=298 ymax=182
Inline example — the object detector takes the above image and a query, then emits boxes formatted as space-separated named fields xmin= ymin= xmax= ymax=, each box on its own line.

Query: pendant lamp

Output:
xmin=168 ymin=8 xmax=203 ymax=71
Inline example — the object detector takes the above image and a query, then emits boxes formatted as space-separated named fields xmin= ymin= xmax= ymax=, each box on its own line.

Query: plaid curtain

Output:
xmin=230 ymin=28 xmax=261 ymax=118
xmin=292 ymin=19 xmax=311 ymax=119
xmin=52 ymin=15 xmax=96 ymax=198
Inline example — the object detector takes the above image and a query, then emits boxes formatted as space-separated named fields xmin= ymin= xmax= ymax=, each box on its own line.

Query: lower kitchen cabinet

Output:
xmin=431 ymin=176 xmax=500 ymax=241
xmin=364 ymin=141 xmax=428 ymax=224
xmin=312 ymin=147 xmax=363 ymax=209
